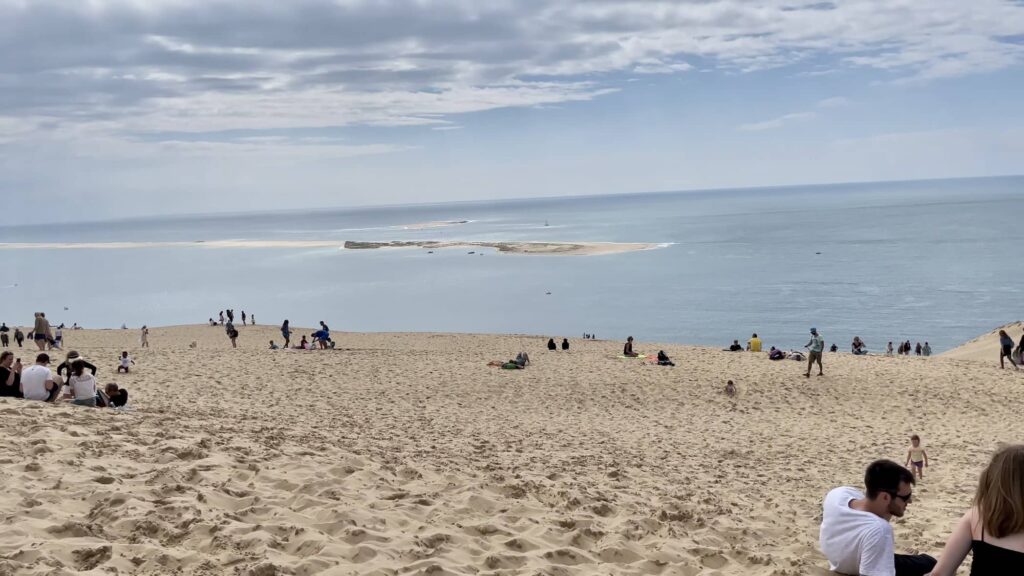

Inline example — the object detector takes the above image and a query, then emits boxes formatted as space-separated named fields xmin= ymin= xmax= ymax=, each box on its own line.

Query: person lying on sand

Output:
xmin=97 ymin=383 xmax=128 ymax=408
xmin=769 ymin=346 xmax=786 ymax=360
xmin=623 ymin=336 xmax=639 ymax=357
xmin=269 ymin=340 xmax=279 ymax=350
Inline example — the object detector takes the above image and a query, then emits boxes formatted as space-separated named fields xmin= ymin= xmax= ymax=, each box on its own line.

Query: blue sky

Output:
xmin=1 ymin=0 xmax=1023 ymax=221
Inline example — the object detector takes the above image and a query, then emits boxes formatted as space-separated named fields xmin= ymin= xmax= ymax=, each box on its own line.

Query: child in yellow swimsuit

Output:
xmin=905 ymin=434 xmax=929 ymax=479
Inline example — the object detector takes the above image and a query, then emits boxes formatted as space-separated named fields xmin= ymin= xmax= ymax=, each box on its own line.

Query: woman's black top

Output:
xmin=971 ymin=526 xmax=1024 ymax=575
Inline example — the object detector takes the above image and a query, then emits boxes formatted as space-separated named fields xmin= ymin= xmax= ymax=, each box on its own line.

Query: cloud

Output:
xmin=0 ymin=0 xmax=1021 ymax=142
xmin=817 ymin=96 xmax=851 ymax=108
xmin=738 ymin=112 xmax=817 ymax=131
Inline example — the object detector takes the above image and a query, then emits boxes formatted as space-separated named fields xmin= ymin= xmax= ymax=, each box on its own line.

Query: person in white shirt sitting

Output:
xmin=66 ymin=360 xmax=98 ymax=407
xmin=20 ymin=353 xmax=57 ymax=402
xmin=820 ymin=459 xmax=936 ymax=576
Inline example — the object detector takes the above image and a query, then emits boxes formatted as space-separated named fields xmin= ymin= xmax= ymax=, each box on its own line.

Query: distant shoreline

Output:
xmin=0 ymin=239 xmax=670 ymax=256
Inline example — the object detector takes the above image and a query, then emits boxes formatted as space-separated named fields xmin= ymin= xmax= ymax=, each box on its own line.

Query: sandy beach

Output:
xmin=2 ymin=323 xmax=1022 ymax=575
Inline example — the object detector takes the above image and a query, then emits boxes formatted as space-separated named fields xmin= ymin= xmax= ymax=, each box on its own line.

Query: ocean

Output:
xmin=1 ymin=176 xmax=1021 ymax=352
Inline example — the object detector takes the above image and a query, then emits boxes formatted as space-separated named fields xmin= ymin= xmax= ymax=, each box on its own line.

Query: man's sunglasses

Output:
xmin=885 ymin=490 xmax=913 ymax=503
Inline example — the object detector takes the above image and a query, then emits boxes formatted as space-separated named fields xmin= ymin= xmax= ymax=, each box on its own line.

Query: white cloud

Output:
xmin=817 ymin=96 xmax=851 ymax=108
xmin=738 ymin=111 xmax=816 ymax=132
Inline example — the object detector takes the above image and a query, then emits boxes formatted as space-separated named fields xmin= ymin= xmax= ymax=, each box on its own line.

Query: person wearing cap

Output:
xmin=805 ymin=327 xmax=825 ymax=377
xmin=56 ymin=351 xmax=97 ymax=381
xmin=20 ymin=353 xmax=57 ymax=402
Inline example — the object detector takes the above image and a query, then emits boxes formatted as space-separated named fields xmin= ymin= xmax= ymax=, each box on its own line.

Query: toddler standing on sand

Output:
xmin=905 ymin=435 xmax=929 ymax=479
xmin=117 ymin=351 xmax=135 ymax=373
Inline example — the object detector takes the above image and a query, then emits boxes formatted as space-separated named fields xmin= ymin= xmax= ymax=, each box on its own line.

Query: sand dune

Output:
xmin=2 ymin=324 xmax=1021 ymax=575
xmin=940 ymin=321 xmax=1023 ymax=363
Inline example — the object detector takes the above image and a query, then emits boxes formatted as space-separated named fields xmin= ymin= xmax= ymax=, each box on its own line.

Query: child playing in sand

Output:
xmin=116 ymin=351 xmax=135 ymax=373
xmin=905 ymin=435 xmax=929 ymax=479
xmin=725 ymin=380 xmax=737 ymax=397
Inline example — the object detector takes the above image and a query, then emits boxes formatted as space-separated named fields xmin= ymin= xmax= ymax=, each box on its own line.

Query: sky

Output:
xmin=2 ymin=0 xmax=1023 ymax=222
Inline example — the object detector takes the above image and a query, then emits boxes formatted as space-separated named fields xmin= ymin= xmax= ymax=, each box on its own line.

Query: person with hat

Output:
xmin=805 ymin=327 xmax=825 ymax=377
xmin=20 ymin=353 xmax=57 ymax=402
xmin=56 ymin=351 xmax=96 ymax=382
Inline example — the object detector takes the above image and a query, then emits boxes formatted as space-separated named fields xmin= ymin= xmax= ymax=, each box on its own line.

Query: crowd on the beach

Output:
xmin=0 ymin=350 xmax=129 ymax=408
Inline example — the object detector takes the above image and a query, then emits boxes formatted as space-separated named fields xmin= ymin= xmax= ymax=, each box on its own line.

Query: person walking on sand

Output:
xmin=905 ymin=435 xmax=929 ymax=480
xmin=226 ymin=321 xmax=238 ymax=348
xmin=140 ymin=325 xmax=149 ymax=348
xmin=14 ymin=327 xmax=24 ymax=348
xmin=219 ymin=311 xmax=224 ymax=324
xmin=915 ymin=342 xmax=922 ymax=356
xmin=804 ymin=327 xmax=825 ymax=378
xmin=999 ymin=330 xmax=1019 ymax=370
xmin=820 ymin=459 xmax=936 ymax=576
xmin=241 ymin=310 xmax=247 ymax=326
xmin=0 ymin=323 xmax=8 ymax=348
xmin=281 ymin=319 xmax=291 ymax=348
xmin=887 ymin=341 xmax=894 ymax=356
xmin=927 ymin=444 xmax=1024 ymax=575
xmin=226 ymin=309 xmax=234 ymax=323
xmin=32 ymin=312 xmax=50 ymax=351
xmin=922 ymin=342 xmax=931 ymax=357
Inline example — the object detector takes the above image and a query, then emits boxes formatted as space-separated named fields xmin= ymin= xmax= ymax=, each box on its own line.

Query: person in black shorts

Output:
xmin=999 ymin=330 xmax=1018 ymax=370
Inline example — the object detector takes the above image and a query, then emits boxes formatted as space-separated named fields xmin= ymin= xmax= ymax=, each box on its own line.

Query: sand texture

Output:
xmin=2 ymin=325 xmax=1022 ymax=575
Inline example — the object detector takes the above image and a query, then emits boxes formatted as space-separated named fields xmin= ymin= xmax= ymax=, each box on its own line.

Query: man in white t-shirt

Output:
xmin=820 ymin=460 xmax=936 ymax=576
xmin=20 ymin=353 xmax=56 ymax=402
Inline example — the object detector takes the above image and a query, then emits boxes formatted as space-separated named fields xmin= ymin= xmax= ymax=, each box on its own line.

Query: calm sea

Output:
xmin=1 ymin=177 xmax=1021 ymax=352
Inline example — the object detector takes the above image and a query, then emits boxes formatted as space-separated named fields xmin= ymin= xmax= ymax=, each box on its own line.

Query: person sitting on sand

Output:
xmin=269 ymin=340 xmax=279 ymax=350
xmin=116 ymin=351 xmax=135 ymax=373
xmin=769 ymin=346 xmax=785 ymax=360
xmin=727 ymin=340 xmax=743 ymax=352
xmin=927 ymin=444 xmax=1024 ymax=575
xmin=98 ymin=383 xmax=128 ymax=408
xmin=623 ymin=336 xmax=639 ymax=357
xmin=561 ymin=338 xmax=569 ymax=351
xmin=294 ymin=335 xmax=309 ymax=350
xmin=999 ymin=330 xmax=1019 ymax=370
xmin=820 ymin=460 xmax=936 ymax=576
xmin=0 ymin=352 xmax=22 ymax=398
xmin=656 ymin=351 xmax=675 ymax=366
xmin=725 ymin=380 xmax=736 ymax=397
xmin=830 ymin=343 xmax=839 ymax=352
xmin=905 ymin=435 xmax=929 ymax=480
xmin=746 ymin=333 xmax=762 ymax=352
xmin=209 ymin=318 xmax=217 ymax=326
xmin=547 ymin=338 xmax=557 ymax=351
xmin=852 ymin=337 xmax=867 ymax=355
xmin=514 ymin=352 xmax=530 ymax=368
xmin=20 ymin=353 xmax=57 ymax=402
xmin=57 ymin=350 xmax=96 ymax=381
xmin=66 ymin=359 xmax=97 ymax=407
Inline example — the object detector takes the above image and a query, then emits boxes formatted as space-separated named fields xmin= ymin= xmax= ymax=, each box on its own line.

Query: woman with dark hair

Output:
xmin=929 ymin=445 xmax=1024 ymax=574
xmin=999 ymin=330 xmax=1018 ymax=370
xmin=547 ymin=338 xmax=557 ymax=351
xmin=68 ymin=359 xmax=97 ymax=407
xmin=0 ymin=351 xmax=22 ymax=398
xmin=281 ymin=319 xmax=291 ymax=349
